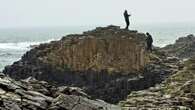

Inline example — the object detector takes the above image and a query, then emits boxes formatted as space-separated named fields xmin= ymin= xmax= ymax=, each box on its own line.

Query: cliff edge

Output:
xmin=4 ymin=26 xmax=148 ymax=78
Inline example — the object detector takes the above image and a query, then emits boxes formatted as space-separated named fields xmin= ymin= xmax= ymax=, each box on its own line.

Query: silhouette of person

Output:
xmin=146 ymin=32 xmax=153 ymax=51
xmin=124 ymin=10 xmax=131 ymax=29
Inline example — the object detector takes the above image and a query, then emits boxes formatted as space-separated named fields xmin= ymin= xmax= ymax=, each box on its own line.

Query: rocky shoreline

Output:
xmin=120 ymin=57 xmax=195 ymax=109
xmin=1 ymin=25 xmax=195 ymax=110
xmin=0 ymin=73 xmax=120 ymax=110
xmin=161 ymin=34 xmax=195 ymax=59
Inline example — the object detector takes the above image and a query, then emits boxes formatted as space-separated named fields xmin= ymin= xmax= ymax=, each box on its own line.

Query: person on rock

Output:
xmin=146 ymin=32 xmax=153 ymax=51
xmin=123 ymin=10 xmax=131 ymax=29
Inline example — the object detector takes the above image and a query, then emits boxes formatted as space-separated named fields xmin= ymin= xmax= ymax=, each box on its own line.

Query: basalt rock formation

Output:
xmin=2 ymin=25 xmax=195 ymax=110
xmin=0 ymin=73 xmax=119 ymax=110
xmin=3 ymin=25 xmax=186 ymax=107
xmin=3 ymin=25 xmax=155 ymax=103
xmin=120 ymin=55 xmax=195 ymax=110
xmin=4 ymin=26 xmax=148 ymax=77
xmin=162 ymin=34 xmax=195 ymax=59
xmin=120 ymin=35 xmax=195 ymax=109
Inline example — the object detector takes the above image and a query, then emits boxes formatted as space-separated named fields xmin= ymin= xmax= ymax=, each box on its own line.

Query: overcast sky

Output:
xmin=0 ymin=0 xmax=195 ymax=28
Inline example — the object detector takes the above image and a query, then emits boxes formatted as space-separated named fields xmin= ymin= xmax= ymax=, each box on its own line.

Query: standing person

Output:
xmin=123 ymin=10 xmax=131 ymax=29
xmin=146 ymin=32 xmax=153 ymax=51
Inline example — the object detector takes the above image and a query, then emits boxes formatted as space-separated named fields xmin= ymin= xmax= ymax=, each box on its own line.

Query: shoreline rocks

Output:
xmin=120 ymin=36 xmax=195 ymax=110
xmin=162 ymin=34 xmax=195 ymax=59
xmin=120 ymin=58 xmax=195 ymax=109
xmin=2 ymin=25 xmax=195 ymax=109
xmin=0 ymin=73 xmax=120 ymax=110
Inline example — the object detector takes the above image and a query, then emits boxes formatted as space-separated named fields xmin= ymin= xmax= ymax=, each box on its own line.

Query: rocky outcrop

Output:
xmin=120 ymin=54 xmax=195 ymax=110
xmin=3 ymin=25 xmax=155 ymax=103
xmin=0 ymin=73 xmax=120 ymax=110
xmin=4 ymin=25 xmax=192 ymax=109
xmin=162 ymin=34 xmax=195 ymax=59
xmin=5 ymin=26 xmax=148 ymax=76
xmin=118 ymin=34 xmax=195 ymax=109
xmin=3 ymin=25 xmax=195 ymax=110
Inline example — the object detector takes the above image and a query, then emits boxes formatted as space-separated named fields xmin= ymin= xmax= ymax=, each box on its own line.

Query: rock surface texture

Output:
xmin=4 ymin=26 xmax=155 ymax=103
xmin=5 ymin=26 xmax=147 ymax=75
xmin=162 ymin=34 xmax=195 ymax=59
xmin=3 ymin=25 xmax=195 ymax=110
xmin=0 ymin=73 xmax=120 ymax=110
xmin=120 ymin=50 xmax=195 ymax=110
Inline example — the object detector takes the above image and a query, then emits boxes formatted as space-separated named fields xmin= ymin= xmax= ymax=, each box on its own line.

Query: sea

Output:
xmin=1 ymin=23 xmax=195 ymax=71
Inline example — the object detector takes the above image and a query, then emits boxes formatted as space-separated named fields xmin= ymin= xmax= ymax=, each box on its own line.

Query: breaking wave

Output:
xmin=0 ymin=39 xmax=57 ymax=50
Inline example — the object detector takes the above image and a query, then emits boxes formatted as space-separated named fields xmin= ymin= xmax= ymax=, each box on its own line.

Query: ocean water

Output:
xmin=0 ymin=26 xmax=94 ymax=71
xmin=1 ymin=24 xmax=195 ymax=71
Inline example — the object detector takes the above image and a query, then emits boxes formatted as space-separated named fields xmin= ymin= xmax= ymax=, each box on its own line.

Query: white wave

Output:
xmin=0 ymin=38 xmax=57 ymax=51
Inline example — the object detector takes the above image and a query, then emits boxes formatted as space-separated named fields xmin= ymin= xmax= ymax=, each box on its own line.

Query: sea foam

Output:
xmin=0 ymin=39 xmax=56 ymax=50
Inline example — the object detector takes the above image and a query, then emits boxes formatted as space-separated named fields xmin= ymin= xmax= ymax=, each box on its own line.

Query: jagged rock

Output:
xmin=55 ymin=86 xmax=89 ymax=98
xmin=0 ymin=74 xmax=120 ymax=110
xmin=162 ymin=34 xmax=195 ymax=59
xmin=120 ymin=55 xmax=195 ymax=110
xmin=49 ymin=94 xmax=118 ymax=110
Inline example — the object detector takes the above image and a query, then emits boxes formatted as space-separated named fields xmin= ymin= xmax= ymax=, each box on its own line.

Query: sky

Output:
xmin=0 ymin=0 xmax=195 ymax=28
